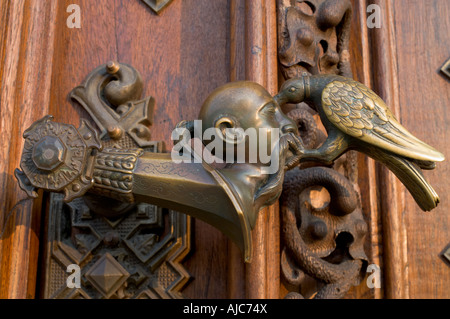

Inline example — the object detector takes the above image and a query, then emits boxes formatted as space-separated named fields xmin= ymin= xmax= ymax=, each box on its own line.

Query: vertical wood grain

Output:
xmin=227 ymin=0 xmax=246 ymax=299
xmin=48 ymin=0 xmax=233 ymax=299
xmin=243 ymin=0 xmax=280 ymax=299
xmin=228 ymin=0 xmax=281 ymax=300
xmin=0 ymin=0 xmax=59 ymax=298
xmin=391 ymin=0 xmax=449 ymax=299
xmin=176 ymin=0 xmax=232 ymax=298
xmin=0 ymin=0 xmax=278 ymax=299
xmin=348 ymin=0 xmax=383 ymax=299
xmin=368 ymin=0 xmax=450 ymax=299
xmin=265 ymin=1 xmax=281 ymax=299
xmin=1 ymin=0 xmax=234 ymax=299
xmin=244 ymin=0 xmax=267 ymax=298
xmin=6 ymin=0 xmax=443 ymax=300
xmin=369 ymin=0 xmax=409 ymax=299
xmin=228 ymin=0 xmax=281 ymax=299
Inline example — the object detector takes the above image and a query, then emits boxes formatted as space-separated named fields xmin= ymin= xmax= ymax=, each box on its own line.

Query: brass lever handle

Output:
xmin=15 ymin=73 xmax=444 ymax=264
xmin=15 ymin=115 xmax=257 ymax=260
xmin=15 ymin=80 xmax=305 ymax=263
xmin=14 ymin=117 xmax=302 ymax=263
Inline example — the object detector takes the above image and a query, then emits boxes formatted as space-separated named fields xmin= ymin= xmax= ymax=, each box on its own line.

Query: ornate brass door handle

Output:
xmin=275 ymin=74 xmax=445 ymax=211
xmin=15 ymin=68 xmax=444 ymax=264
xmin=15 ymin=70 xmax=304 ymax=263
xmin=14 ymin=115 xmax=102 ymax=201
xmin=14 ymin=115 xmax=255 ymax=262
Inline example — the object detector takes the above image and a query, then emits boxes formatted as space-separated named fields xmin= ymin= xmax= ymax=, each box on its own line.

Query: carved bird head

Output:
xmin=275 ymin=77 xmax=308 ymax=106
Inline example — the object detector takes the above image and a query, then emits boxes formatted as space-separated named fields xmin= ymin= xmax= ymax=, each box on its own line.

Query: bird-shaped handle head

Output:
xmin=274 ymin=77 xmax=307 ymax=106
xmin=275 ymin=74 xmax=445 ymax=212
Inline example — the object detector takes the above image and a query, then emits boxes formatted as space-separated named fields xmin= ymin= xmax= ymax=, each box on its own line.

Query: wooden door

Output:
xmin=363 ymin=0 xmax=450 ymax=299
xmin=0 ymin=0 xmax=278 ymax=299
xmin=0 ymin=0 xmax=448 ymax=299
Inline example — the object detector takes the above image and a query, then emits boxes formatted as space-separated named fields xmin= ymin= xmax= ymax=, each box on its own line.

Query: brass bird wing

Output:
xmin=321 ymin=78 xmax=445 ymax=162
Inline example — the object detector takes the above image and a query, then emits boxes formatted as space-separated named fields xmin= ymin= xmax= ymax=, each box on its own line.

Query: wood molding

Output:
xmin=350 ymin=0 xmax=383 ymax=299
xmin=228 ymin=0 xmax=280 ymax=299
xmin=227 ymin=0 xmax=246 ymax=299
xmin=369 ymin=0 xmax=409 ymax=299
xmin=0 ymin=0 xmax=59 ymax=298
xmin=1 ymin=0 xmax=280 ymax=299
xmin=245 ymin=0 xmax=280 ymax=300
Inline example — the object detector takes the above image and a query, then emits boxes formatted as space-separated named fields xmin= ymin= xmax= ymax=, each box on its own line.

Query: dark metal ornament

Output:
xmin=141 ymin=0 xmax=174 ymax=14
xmin=277 ymin=0 xmax=353 ymax=79
xmin=281 ymin=167 xmax=365 ymax=299
xmin=12 ymin=0 xmax=446 ymax=298
xmin=15 ymin=115 xmax=102 ymax=202
xmin=440 ymin=57 xmax=450 ymax=80
xmin=276 ymin=0 xmax=367 ymax=299
xmin=16 ymin=62 xmax=191 ymax=299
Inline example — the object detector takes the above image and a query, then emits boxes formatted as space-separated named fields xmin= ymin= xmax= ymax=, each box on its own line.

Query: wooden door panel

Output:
xmin=0 ymin=0 xmax=59 ymax=298
xmin=1 ymin=0 xmax=233 ymax=298
xmin=52 ymin=0 xmax=234 ymax=299
xmin=49 ymin=0 xmax=232 ymax=299
xmin=357 ymin=0 xmax=449 ymax=298
xmin=392 ymin=0 xmax=449 ymax=298
xmin=1 ymin=0 xmax=448 ymax=299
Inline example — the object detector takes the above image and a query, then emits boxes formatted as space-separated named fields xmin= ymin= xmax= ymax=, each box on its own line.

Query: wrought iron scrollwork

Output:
xmin=277 ymin=0 xmax=367 ymax=299
xmin=280 ymin=166 xmax=366 ymax=299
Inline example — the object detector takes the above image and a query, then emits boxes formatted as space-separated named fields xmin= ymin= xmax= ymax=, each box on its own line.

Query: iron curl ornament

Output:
xmin=280 ymin=166 xmax=366 ymax=299
xmin=276 ymin=0 xmax=443 ymax=299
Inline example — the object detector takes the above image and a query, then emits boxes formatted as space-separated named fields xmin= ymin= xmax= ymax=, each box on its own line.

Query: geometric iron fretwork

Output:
xmin=41 ymin=193 xmax=191 ymax=299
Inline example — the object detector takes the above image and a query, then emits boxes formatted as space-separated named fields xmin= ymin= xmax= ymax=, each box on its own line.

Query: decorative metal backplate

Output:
xmin=277 ymin=0 xmax=368 ymax=299
xmin=43 ymin=193 xmax=190 ymax=299
xmin=40 ymin=62 xmax=191 ymax=299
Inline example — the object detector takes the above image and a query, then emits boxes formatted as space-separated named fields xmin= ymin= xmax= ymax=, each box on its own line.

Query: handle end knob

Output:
xmin=16 ymin=115 xmax=102 ymax=202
